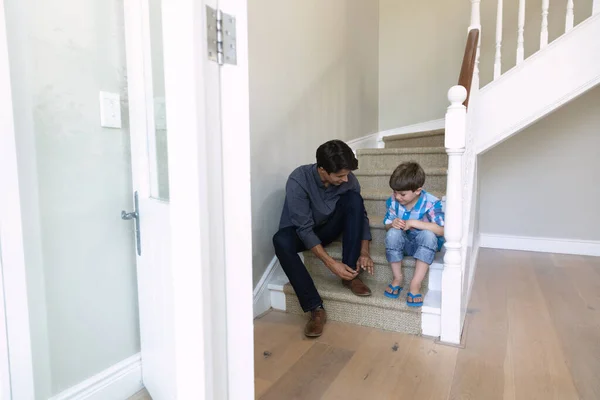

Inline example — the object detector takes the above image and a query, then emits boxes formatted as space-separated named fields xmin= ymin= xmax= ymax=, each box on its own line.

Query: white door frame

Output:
xmin=0 ymin=0 xmax=36 ymax=397
xmin=0 ymin=0 xmax=255 ymax=397
xmin=161 ymin=0 xmax=254 ymax=397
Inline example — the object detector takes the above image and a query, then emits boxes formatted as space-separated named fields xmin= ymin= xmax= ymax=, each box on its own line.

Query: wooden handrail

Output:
xmin=458 ymin=29 xmax=480 ymax=108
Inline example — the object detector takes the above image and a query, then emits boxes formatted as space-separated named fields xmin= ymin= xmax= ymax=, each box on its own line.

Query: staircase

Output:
xmin=281 ymin=129 xmax=447 ymax=335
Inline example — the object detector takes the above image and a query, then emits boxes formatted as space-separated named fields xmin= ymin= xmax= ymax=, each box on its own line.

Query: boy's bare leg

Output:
xmin=409 ymin=259 xmax=430 ymax=295
xmin=385 ymin=262 xmax=403 ymax=295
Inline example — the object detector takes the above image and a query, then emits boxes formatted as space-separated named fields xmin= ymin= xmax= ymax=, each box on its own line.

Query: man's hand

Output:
xmin=358 ymin=253 xmax=374 ymax=275
xmin=392 ymin=218 xmax=406 ymax=230
xmin=327 ymin=261 xmax=359 ymax=281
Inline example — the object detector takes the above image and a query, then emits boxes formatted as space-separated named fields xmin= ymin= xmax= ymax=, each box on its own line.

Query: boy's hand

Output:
xmin=392 ymin=218 xmax=406 ymax=230
xmin=404 ymin=219 xmax=414 ymax=230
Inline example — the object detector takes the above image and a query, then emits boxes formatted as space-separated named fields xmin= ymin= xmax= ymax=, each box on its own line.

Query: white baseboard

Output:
xmin=253 ymin=256 xmax=282 ymax=318
xmin=479 ymin=234 xmax=600 ymax=257
xmin=49 ymin=354 xmax=143 ymax=400
xmin=345 ymin=118 xmax=446 ymax=152
xmin=346 ymin=132 xmax=382 ymax=151
xmin=377 ymin=118 xmax=445 ymax=141
xmin=422 ymin=290 xmax=441 ymax=337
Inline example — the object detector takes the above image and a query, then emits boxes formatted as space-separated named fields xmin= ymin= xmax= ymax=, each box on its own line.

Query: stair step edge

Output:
xmin=357 ymin=147 xmax=446 ymax=155
xmin=355 ymin=168 xmax=447 ymax=177
xmin=382 ymin=129 xmax=445 ymax=142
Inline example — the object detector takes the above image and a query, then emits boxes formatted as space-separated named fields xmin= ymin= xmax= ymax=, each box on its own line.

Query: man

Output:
xmin=273 ymin=140 xmax=374 ymax=337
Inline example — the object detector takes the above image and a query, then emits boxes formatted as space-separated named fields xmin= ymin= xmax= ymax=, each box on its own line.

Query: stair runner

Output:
xmin=283 ymin=129 xmax=447 ymax=334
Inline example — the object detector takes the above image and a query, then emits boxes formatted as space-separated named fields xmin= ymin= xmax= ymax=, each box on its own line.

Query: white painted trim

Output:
xmin=217 ymin=1 xmax=255 ymax=399
xmin=253 ymin=257 xmax=281 ymax=318
xmin=48 ymin=354 xmax=142 ymax=400
xmin=479 ymin=234 xmax=600 ymax=256
xmin=377 ymin=118 xmax=445 ymax=142
xmin=267 ymin=272 xmax=289 ymax=312
xmin=0 ymin=0 xmax=35 ymax=397
xmin=476 ymin=12 xmax=600 ymax=154
xmin=346 ymin=131 xmax=381 ymax=150
xmin=345 ymin=118 xmax=445 ymax=152
xmin=422 ymin=289 xmax=441 ymax=337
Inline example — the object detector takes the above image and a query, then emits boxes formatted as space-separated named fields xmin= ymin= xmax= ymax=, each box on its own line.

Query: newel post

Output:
xmin=441 ymin=86 xmax=467 ymax=345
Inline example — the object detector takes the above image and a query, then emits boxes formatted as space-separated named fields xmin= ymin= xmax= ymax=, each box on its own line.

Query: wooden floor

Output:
xmin=254 ymin=249 xmax=600 ymax=400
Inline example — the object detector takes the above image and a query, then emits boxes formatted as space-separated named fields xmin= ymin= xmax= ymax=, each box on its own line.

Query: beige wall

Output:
xmin=249 ymin=0 xmax=379 ymax=286
xmin=6 ymin=0 xmax=140 ymax=397
xmin=479 ymin=84 xmax=600 ymax=240
xmin=378 ymin=0 xmax=470 ymax=130
xmin=378 ymin=0 xmax=594 ymax=130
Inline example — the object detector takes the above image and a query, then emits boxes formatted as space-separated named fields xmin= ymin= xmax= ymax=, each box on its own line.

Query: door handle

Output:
xmin=121 ymin=191 xmax=141 ymax=256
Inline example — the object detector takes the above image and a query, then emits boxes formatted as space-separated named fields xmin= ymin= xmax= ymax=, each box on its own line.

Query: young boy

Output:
xmin=383 ymin=162 xmax=445 ymax=307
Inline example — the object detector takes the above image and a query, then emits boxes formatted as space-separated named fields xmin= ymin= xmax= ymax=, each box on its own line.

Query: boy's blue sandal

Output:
xmin=407 ymin=292 xmax=423 ymax=307
xmin=384 ymin=284 xmax=402 ymax=299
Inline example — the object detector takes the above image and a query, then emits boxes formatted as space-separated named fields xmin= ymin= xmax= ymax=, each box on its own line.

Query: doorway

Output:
xmin=0 ymin=0 xmax=254 ymax=398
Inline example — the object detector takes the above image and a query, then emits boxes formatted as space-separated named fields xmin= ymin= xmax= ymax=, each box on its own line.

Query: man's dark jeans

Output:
xmin=272 ymin=191 xmax=367 ymax=312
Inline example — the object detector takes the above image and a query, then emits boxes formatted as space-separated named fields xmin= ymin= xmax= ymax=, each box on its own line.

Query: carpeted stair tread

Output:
xmin=361 ymin=190 xmax=446 ymax=201
xmin=304 ymin=239 xmax=443 ymax=267
xmin=283 ymin=278 xmax=424 ymax=334
xmin=355 ymin=167 xmax=447 ymax=177
xmin=382 ymin=129 xmax=445 ymax=143
xmin=284 ymin=277 xmax=425 ymax=312
xmin=357 ymin=147 xmax=446 ymax=155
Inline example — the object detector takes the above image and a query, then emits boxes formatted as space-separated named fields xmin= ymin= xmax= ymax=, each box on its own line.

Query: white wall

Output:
xmin=5 ymin=0 xmax=141 ymax=397
xmin=378 ymin=0 xmax=594 ymax=130
xmin=249 ymin=0 xmax=379 ymax=286
xmin=479 ymin=84 xmax=600 ymax=241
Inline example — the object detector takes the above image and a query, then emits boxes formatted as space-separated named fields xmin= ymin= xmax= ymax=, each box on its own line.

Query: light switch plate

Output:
xmin=99 ymin=91 xmax=122 ymax=129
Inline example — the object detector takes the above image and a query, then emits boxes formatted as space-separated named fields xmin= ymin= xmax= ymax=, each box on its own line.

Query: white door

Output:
xmin=123 ymin=0 xmax=175 ymax=397
xmin=124 ymin=0 xmax=255 ymax=398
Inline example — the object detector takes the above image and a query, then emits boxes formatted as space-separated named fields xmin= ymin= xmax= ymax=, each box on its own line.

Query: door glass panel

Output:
xmin=5 ymin=0 xmax=141 ymax=398
xmin=147 ymin=0 xmax=170 ymax=201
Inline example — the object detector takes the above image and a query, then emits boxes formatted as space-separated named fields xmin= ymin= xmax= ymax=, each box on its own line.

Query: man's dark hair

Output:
xmin=316 ymin=140 xmax=358 ymax=173
xmin=389 ymin=162 xmax=426 ymax=191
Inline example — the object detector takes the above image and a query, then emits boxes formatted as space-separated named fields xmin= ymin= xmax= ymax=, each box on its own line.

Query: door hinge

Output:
xmin=206 ymin=5 xmax=237 ymax=65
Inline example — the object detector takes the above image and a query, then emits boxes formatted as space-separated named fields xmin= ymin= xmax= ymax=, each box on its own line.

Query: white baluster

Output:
xmin=540 ymin=0 xmax=550 ymax=48
xmin=566 ymin=0 xmax=575 ymax=31
xmin=517 ymin=0 xmax=526 ymax=64
xmin=494 ymin=0 xmax=503 ymax=79
xmin=470 ymin=0 xmax=482 ymax=88
xmin=470 ymin=0 xmax=481 ymax=29
xmin=441 ymin=86 xmax=467 ymax=345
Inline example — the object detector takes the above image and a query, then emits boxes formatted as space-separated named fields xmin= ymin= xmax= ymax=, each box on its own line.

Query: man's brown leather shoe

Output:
xmin=342 ymin=276 xmax=372 ymax=296
xmin=304 ymin=307 xmax=327 ymax=338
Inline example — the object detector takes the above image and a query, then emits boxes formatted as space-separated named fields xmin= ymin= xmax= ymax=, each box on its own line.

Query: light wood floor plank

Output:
xmin=449 ymin=249 xmax=512 ymax=400
xmin=390 ymin=337 xmax=458 ymax=400
xmin=536 ymin=254 xmax=600 ymax=399
xmin=259 ymin=342 xmax=353 ymax=400
xmin=321 ymin=329 xmax=413 ymax=399
xmin=505 ymin=251 xmax=579 ymax=400
xmin=254 ymin=319 xmax=314 ymax=385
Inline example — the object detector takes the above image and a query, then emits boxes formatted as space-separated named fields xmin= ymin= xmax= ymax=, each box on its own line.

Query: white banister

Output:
xmin=566 ymin=0 xmax=575 ymax=31
xmin=540 ymin=0 xmax=550 ymax=48
xmin=517 ymin=0 xmax=526 ymax=64
xmin=494 ymin=0 xmax=503 ymax=79
xmin=441 ymin=85 xmax=467 ymax=345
